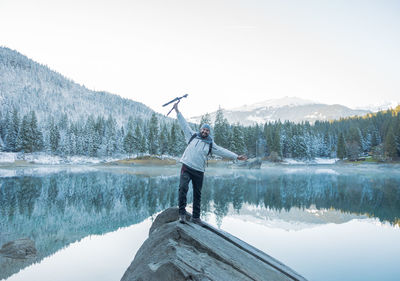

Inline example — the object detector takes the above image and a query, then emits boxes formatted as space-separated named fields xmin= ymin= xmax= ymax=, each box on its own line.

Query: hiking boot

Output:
xmin=191 ymin=217 xmax=206 ymax=227
xmin=179 ymin=214 xmax=186 ymax=224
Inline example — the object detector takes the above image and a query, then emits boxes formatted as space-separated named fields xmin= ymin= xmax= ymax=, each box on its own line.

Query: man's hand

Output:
xmin=173 ymin=102 xmax=179 ymax=113
xmin=237 ymin=155 xmax=247 ymax=161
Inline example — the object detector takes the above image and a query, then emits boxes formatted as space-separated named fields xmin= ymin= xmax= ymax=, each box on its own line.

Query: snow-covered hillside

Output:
xmin=0 ymin=47 xmax=160 ymax=125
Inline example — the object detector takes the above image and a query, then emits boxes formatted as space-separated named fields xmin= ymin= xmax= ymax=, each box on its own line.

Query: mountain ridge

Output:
xmin=230 ymin=96 xmax=316 ymax=112
xmin=190 ymin=97 xmax=370 ymax=125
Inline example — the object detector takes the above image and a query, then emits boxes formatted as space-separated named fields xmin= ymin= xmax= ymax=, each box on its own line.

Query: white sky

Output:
xmin=1 ymin=0 xmax=399 ymax=117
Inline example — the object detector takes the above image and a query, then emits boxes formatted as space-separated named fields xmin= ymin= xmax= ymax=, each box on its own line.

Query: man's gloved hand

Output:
xmin=173 ymin=102 xmax=179 ymax=113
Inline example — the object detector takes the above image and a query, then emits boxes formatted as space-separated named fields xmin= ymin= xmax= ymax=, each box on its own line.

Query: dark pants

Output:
xmin=178 ymin=164 xmax=204 ymax=219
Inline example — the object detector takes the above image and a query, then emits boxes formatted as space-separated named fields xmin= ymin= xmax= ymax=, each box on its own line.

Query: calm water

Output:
xmin=0 ymin=164 xmax=399 ymax=281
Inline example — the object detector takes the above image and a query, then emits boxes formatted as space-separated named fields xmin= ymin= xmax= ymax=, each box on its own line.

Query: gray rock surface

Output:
xmin=0 ymin=238 xmax=37 ymax=259
xmin=121 ymin=207 xmax=307 ymax=281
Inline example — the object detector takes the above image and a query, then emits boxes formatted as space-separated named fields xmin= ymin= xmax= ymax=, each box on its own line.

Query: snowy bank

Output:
xmin=1 ymin=152 xmax=341 ymax=167
xmin=0 ymin=152 xmax=18 ymax=163
xmin=0 ymin=152 xmax=121 ymax=165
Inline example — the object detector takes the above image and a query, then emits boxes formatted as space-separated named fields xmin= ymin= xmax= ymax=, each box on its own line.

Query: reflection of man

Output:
xmin=173 ymin=103 xmax=247 ymax=225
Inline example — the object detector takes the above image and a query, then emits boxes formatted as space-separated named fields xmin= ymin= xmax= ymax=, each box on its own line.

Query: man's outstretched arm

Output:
xmin=212 ymin=143 xmax=248 ymax=161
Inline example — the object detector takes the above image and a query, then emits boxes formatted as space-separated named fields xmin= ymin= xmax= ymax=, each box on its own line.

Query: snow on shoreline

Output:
xmin=0 ymin=152 xmax=120 ymax=165
xmin=0 ymin=152 xmax=339 ymax=166
xmin=0 ymin=152 xmax=18 ymax=163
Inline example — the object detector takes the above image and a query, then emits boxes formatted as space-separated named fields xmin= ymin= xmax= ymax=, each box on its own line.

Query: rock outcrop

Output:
xmin=121 ymin=208 xmax=307 ymax=281
xmin=0 ymin=238 xmax=37 ymax=259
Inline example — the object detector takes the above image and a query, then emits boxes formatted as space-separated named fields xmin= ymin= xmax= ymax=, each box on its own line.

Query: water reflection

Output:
xmin=0 ymin=167 xmax=399 ymax=280
xmin=0 ymin=171 xmax=178 ymax=280
xmin=203 ymin=171 xmax=400 ymax=226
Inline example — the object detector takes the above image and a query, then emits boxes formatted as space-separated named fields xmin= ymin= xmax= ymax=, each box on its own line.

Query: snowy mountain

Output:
xmin=231 ymin=96 xmax=316 ymax=112
xmin=355 ymin=101 xmax=400 ymax=113
xmin=190 ymin=96 xmax=370 ymax=125
xmin=0 ymin=47 xmax=159 ymax=125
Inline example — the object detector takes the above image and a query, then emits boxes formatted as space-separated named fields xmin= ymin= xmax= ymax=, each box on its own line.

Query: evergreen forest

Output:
xmin=0 ymin=105 xmax=399 ymax=161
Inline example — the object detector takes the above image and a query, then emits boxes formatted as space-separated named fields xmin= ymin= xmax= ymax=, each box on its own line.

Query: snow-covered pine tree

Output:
xmin=292 ymin=134 xmax=307 ymax=159
xmin=123 ymin=130 xmax=135 ymax=157
xmin=147 ymin=113 xmax=159 ymax=155
xmin=363 ymin=131 xmax=372 ymax=153
xmin=264 ymin=124 xmax=274 ymax=156
xmin=214 ymin=107 xmax=230 ymax=148
xmin=395 ymin=114 xmax=400 ymax=157
xmin=168 ymin=122 xmax=179 ymax=156
xmin=0 ymin=111 xmax=4 ymax=144
xmin=337 ymin=132 xmax=346 ymax=160
xmin=371 ymin=128 xmax=381 ymax=148
xmin=140 ymin=134 xmax=147 ymax=155
xmin=384 ymin=126 xmax=397 ymax=159
xmin=230 ymin=124 xmax=245 ymax=155
xmin=49 ymin=119 xmax=60 ymax=153
xmin=271 ymin=124 xmax=282 ymax=157
xmin=103 ymin=115 xmax=117 ymax=156
xmin=66 ymin=125 xmax=77 ymax=155
xmin=114 ymin=125 xmax=124 ymax=154
xmin=30 ymin=111 xmax=44 ymax=151
xmin=5 ymin=108 xmax=20 ymax=152
xmin=85 ymin=115 xmax=99 ymax=157
xmin=170 ymin=120 xmax=187 ymax=156
xmin=159 ymin=124 xmax=169 ymax=156
xmin=0 ymin=112 xmax=8 ymax=144
xmin=58 ymin=113 xmax=68 ymax=131
xmin=346 ymin=127 xmax=362 ymax=160
xmin=133 ymin=123 xmax=143 ymax=155
xmin=127 ymin=116 xmax=135 ymax=134
xmin=18 ymin=114 xmax=31 ymax=152
xmin=280 ymin=123 xmax=291 ymax=158
xmin=320 ymin=132 xmax=330 ymax=157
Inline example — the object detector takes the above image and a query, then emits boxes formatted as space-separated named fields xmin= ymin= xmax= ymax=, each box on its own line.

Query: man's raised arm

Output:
xmin=173 ymin=102 xmax=195 ymax=143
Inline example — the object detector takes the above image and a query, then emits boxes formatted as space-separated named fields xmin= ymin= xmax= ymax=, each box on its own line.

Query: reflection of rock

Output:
xmin=0 ymin=238 xmax=37 ymax=259
xmin=121 ymin=208 xmax=307 ymax=281
xmin=230 ymin=157 xmax=262 ymax=169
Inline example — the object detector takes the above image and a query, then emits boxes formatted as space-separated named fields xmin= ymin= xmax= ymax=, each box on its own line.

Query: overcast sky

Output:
xmin=1 ymin=0 xmax=399 ymax=117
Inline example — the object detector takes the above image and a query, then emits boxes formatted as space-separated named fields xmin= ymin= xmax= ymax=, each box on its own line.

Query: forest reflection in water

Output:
xmin=0 ymin=165 xmax=399 ymax=280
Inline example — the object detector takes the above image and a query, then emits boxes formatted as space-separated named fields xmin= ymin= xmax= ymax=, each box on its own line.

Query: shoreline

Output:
xmin=0 ymin=152 xmax=399 ymax=168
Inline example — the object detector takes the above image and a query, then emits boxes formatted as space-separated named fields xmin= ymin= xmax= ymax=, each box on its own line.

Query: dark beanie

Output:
xmin=201 ymin=124 xmax=211 ymax=131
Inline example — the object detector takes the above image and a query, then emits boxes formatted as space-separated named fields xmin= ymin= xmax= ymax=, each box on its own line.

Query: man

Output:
xmin=173 ymin=103 xmax=247 ymax=225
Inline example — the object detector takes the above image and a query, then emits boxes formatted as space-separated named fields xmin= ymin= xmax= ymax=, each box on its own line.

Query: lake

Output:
xmin=0 ymin=164 xmax=399 ymax=281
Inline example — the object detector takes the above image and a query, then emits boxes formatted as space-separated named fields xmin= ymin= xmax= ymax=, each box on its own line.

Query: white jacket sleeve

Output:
xmin=211 ymin=142 xmax=238 ymax=160
xmin=177 ymin=112 xmax=195 ymax=143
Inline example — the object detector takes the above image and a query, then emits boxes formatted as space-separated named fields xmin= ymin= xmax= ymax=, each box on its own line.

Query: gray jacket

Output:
xmin=177 ymin=112 xmax=238 ymax=172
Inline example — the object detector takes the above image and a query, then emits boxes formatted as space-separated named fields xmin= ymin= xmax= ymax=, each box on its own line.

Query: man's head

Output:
xmin=200 ymin=124 xmax=211 ymax=138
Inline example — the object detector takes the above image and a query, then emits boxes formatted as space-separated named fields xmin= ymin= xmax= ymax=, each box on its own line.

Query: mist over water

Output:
xmin=1 ymin=164 xmax=399 ymax=281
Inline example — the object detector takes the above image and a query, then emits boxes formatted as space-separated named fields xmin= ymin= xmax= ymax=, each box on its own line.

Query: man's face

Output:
xmin=200 ymin=128 xmax=210 ymax=138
